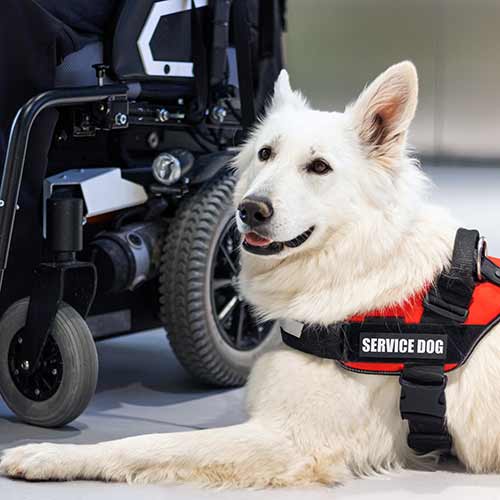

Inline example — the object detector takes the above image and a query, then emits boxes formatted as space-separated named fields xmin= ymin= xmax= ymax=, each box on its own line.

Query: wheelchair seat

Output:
xmin=54 ymin=39 xmax=194 ymax=101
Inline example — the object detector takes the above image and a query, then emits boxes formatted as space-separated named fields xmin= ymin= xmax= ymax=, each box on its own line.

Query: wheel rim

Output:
xmin=210 ymin=217 xmax=275 ymax=351
xmin=8 ymin=331 xmax=63 ymax=401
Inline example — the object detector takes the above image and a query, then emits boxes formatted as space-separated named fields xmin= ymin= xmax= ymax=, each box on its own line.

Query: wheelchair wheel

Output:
xmin=0 ymin=298 xmax=98 ymax=427
xmin=159 ymin=171 xmax=280 ymax=387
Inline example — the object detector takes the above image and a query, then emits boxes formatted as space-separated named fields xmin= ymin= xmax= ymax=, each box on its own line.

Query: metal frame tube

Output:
xmin=0 ymin=84 xmax=128 ymax=291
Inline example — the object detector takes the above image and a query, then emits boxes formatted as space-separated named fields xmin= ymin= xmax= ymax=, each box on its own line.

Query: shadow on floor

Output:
xmin=91 ymin=329 xmax=235 ymax=412
xmin=0 ymin=329 xmax=245 ymax=448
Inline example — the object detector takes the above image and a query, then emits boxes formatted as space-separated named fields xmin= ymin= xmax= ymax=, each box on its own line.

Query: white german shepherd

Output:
xmin=2 ymin=61 xmax=499 ymax=486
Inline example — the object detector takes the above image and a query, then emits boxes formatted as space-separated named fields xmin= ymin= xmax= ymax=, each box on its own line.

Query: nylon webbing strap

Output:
xmin=423 ymin=228 xmax=479 ymax=322
xmin=281 ymin=321 xmax=485 ymax=365
xmin=481 ymin=256 xmax=500 ymax=286
xmin=281 ymin=324 xmax=344 ymax=360
xmin=404 ymin=228 xmax=479 ymax=455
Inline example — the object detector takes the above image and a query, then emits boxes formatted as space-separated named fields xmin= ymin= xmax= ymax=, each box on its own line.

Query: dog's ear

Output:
xmin=349 ymin=61 xmax=418 ymax=167
xmin=270 ymin=70 xmax=308 ymax=110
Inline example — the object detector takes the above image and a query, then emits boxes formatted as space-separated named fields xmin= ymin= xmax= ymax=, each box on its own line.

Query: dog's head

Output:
xmin=234 ymin=61 xmax=422 ymax=260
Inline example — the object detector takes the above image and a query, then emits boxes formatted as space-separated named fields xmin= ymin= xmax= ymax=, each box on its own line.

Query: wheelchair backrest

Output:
xmin=112 ymin=0 xmax=207 ymax=82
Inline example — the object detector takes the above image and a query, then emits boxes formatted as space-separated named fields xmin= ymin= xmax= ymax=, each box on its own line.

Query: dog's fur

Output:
xmin=3 ymin=61 xmax=500 ymax=487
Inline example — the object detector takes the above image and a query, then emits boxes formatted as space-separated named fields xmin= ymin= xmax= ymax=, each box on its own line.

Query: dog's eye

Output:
xmin=258 ymin=147 xmax=272 ymax=162
xmin=306 ymin=159 xmax=332 ymax=175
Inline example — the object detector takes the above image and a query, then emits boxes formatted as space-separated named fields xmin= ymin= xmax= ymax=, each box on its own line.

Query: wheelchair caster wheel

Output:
xmin=0 ymin=298 xmax=98 ymax=427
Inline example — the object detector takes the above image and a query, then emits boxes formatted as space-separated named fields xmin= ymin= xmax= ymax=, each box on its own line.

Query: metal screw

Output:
xmin=0 ymin=200 xmax=4 ymax=207
xmin=496 ymin=270 xmax=500 ymax=278
xmin=51 ymin=368 xmax=58 ymax=376
xmin=21 ymin=360 xmax=30 ymax=371
xmin=114 ymin=113 xmax=128 ymax=126
xmin=17 ymin=337 xmax=23 ymax=344
xmin=157 ymin=108 xmax=169 ymax=123
xmin=34 ymin=389 xmax=40 ymax=396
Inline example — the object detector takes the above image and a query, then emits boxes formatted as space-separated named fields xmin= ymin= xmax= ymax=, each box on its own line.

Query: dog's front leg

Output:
xmin=0 ymin=420 xmax=315 ymax=487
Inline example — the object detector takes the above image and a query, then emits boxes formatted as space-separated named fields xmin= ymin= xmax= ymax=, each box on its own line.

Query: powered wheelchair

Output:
xmin=0 ymin=0 xmax=284 ymax=426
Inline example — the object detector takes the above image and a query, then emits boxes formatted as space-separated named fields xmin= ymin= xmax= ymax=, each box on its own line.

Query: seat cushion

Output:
xmin=55 ymin=41 xmax=112 ymax=87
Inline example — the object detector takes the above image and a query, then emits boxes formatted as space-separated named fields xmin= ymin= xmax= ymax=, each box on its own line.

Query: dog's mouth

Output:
xmin=242 ymin=227 xmax=315 ymax=256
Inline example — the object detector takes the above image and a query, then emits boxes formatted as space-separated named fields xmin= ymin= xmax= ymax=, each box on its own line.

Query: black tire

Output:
xmin=159 ymin=171 xmax=280 ymax=387
xmin=0 ymin=298 xmax=98 ymax=427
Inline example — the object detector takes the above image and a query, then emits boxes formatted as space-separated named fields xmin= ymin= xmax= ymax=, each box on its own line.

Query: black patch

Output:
xmin=359 ymin=333 xmax=447 ymax=360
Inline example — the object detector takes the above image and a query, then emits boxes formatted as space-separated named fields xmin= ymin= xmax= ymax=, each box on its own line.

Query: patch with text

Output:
xmin=359 ymin=333 xmax=447 ymax=359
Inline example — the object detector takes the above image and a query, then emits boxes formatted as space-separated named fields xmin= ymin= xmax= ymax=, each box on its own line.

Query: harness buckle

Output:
xmin=399 ymin=375 xmax=447 ymax=420
xmin=423 ymin=293 xmax=468 ymax=322
xmin=399 ymin=365 xmax=450 ymax=454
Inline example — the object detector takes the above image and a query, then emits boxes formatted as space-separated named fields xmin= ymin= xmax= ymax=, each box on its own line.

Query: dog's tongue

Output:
xmin=244 ymin=232 xmax=272 ymax=247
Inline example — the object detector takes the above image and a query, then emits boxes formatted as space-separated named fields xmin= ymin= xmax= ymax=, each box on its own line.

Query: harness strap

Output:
xmin=423 ymin=228 xmax=479 ymax=322
xmin=410 ymin=229 xmax=478 ymax=454
xmin=281 ymin=320 xmax=485 ymax=366
xmin=400 ymin=230 xmax=477 ymax=455
xmin=481 ymin=257 xmax=500 ymax=286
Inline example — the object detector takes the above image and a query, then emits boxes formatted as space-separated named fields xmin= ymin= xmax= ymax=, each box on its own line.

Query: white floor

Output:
xmin=2 ymin=330 xmax=500 ymax=500
xmin=2 ymin=163 xmax=500 ymax=499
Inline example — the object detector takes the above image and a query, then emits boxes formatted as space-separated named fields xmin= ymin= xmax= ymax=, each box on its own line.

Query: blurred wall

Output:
xmin=285 ymin=0 xmax=500 ymax=161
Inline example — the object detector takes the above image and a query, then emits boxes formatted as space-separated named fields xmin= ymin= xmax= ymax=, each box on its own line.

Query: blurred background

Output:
xmin=285 ymin=0 xmax=500 ymax=251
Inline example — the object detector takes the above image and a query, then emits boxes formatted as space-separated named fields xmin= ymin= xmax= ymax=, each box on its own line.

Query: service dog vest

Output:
xmin=280 ymin=229 xmax=500 ymax=455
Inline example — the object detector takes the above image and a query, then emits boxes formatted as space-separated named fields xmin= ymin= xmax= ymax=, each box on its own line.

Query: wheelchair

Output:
xmin=0 ymin=0 xmax=284 ymax=427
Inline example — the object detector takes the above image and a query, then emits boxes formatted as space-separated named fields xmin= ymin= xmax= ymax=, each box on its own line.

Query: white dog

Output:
xmin=2 ymin=61 xmax=500 ymax=487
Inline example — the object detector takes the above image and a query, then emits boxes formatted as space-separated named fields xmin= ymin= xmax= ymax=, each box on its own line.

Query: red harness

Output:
xmin=281 ymin=229 xmax=500 ymax=455
xmin=342 ymin=255 xmax=500 ymax=374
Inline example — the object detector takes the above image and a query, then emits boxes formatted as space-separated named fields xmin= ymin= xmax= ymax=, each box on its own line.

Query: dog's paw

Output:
xmin=0 ymin=443 xmax=76 ymax=481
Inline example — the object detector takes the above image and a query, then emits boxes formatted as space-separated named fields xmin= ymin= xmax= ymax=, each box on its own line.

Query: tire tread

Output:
xmin=159 ymin=172 xmax=246 ymax=387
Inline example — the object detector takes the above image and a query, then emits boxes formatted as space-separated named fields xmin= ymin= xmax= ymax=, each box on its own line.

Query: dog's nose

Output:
xmin=238 ymin=197 xmax=274 ymax=227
